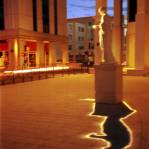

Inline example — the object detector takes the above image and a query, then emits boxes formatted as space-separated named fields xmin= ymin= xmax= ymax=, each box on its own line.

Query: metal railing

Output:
xmin=0 ymin=66 xmax=89 ymax=85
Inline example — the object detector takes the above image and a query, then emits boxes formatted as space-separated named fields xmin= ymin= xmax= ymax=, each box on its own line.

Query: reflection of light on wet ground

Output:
xmin=4 ymin=66 xmax=70 ymax=74
xmin=80 ymin=98 xmax=95 ymax=102
xmin=120 ymin=101 xmax=137 ymax=149
xmin=81 ymin=98 xmax=136 ymax=149
xmin=84 ymin=116 xmax=111 ymax=149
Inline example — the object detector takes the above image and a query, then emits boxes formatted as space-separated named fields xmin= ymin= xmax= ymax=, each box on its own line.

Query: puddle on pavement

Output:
xmin=85 ymin=100 xmax=136 ymax=149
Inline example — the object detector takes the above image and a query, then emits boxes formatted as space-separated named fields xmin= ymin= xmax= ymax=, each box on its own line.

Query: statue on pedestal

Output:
xmin=97 ymin=7 xmax=116 ymax=64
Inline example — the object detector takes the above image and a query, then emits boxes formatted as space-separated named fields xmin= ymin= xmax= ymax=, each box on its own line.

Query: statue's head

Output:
xmin=98 ymin=7 xmax=106 ymax=16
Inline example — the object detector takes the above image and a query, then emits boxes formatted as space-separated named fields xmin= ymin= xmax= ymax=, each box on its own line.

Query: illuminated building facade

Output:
xmin=96 ymin=0 xmax=149 ymax=73
xmin=67 ymin=17 xmax=95 ymax=63
xmin=0 ymin=0 xmax=68 ymax=70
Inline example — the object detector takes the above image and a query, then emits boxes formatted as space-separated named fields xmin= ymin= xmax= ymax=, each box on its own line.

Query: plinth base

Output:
xmin=95 ymin=63 xmax=123 ymax=104
xmin=93 ymin=102 xmax=134 ymax=117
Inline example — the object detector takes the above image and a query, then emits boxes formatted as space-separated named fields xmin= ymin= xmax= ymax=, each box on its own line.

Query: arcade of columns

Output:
xmin=95 ymin=0 xmax=149 ymax=72
xmin=6 ymin=38 xmax=68 ymax=70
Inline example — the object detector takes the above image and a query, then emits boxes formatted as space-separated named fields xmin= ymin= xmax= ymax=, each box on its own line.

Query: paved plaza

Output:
xmin=0 ymin=74 xmax=149 ymax=149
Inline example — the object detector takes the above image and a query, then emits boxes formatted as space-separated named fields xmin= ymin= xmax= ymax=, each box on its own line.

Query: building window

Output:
xmin=81 ymin=27 xmax=84 ymax=32
xmin=68 ymin=34 xmax=73 ymax=41
xmin=0 ymin=0 xmax=4 ymax=30
xmin=78 ymin=26 xmax=81 ymax=32
xmin=69 ymin=54 xmax=74 ymax=62
xmin=29 ymin=53 xmax=36 ymax=67
xmin=78 ymin=45 xmax=84 ymax=50
xmin=88 ymin=42 xmax=94 ymax=49
xmin=68 ymin=45 xmax=72 ymax=50
xmin=78 ymin=36 xmax=80 ymax=41
xmin=78 ymin=36 xmax=84 ymax=41
xmin=69 ymin=24 xmax=73 ymax=30
xmin=78 ymin=26 xmax=84 ymax=32
xmin=88 ymin=22 xmax=92 ymax=27
xmin=42 ymin=0 xmax=49 ymax=33
xmin=54 ymin=0 xmax=58 ymax=35
xmin=0 ymin=40 xmax=8 ymax=67
xmin=32 ymin=0 xmax=37 ymax=31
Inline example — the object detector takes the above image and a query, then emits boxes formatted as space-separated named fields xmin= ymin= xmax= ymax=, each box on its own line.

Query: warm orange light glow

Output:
xmin=81 ymin=102 xmax=111 ymax=148
xmin=88 ymin=102 xmax=96 ymax=116
xmin=4 ymin=66 xmax=70 ymax=74
xmin=83 ymin=118 xmax=111 ymax=149
xmin=122 ymin=101 xmax=137 ymax=116
xmin=123 ymin=67 xmax=135 ymax=74
xmin=80 ymin=98 xmax=95 ymax=102
xmin=92 ymin=25 xmax=97 ymax=29
xmin=43 ymin=41 xmax=49 ymax=43
xmin=84 ymin=132 xmax=111 ymax=149
xmin=14 ymin=39 xmax=18 ymax=64
xmin=82 ymin=99 xmax=136 ymax=149
xmin=120 ymin=101 xmax=137 ymax=149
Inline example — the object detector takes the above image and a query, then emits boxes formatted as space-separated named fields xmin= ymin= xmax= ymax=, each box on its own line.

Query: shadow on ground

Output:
xmin=90 ymin=102 xmax=136 ymax=149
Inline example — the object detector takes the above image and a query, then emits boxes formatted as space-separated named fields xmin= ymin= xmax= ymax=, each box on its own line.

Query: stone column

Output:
xmin=37 ymin=41 xmax=45 ymax=67
xmin=17 ymin=39 xmax=25 ymax=69
xmin=36 ymin=42 xmax=40 ymax=67
xmin=135 ymin=0 xmax=149 ymax=69
xmin=61 ymin=43 xmax=69 ymax=64
xmin=49 ymin=42 xmax=56 ymax=65
xmin=112 ymin=0 xmax=122 ymax=64
xmin=144 ymin=0 xmax=149 ymax=68
xmin=135 ymin=0 xmax=145 ymax=69
xmin=7 ymin=39 xmax=18 ymax=70
xmin=126 ymin=22 xmax=135 ymax=68
xmin=94 ymin=0 xmax=107 ymax=65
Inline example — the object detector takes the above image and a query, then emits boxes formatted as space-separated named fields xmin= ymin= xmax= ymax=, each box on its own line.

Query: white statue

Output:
xmin=97 ymin=7 xmax=116 ymax=64
xmin=98 ymin=7 xmax=106 ymax=63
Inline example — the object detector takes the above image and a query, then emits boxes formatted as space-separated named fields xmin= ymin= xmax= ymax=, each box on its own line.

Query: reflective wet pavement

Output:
xmin=87 ymin=101 xmax=136 ymax=149
xmin=0 ymin=74 xmax=148 ymax=149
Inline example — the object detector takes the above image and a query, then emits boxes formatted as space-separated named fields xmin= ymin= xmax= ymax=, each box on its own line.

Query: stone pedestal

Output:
xmin=95 ymin=63 xmax=122 ymax=104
